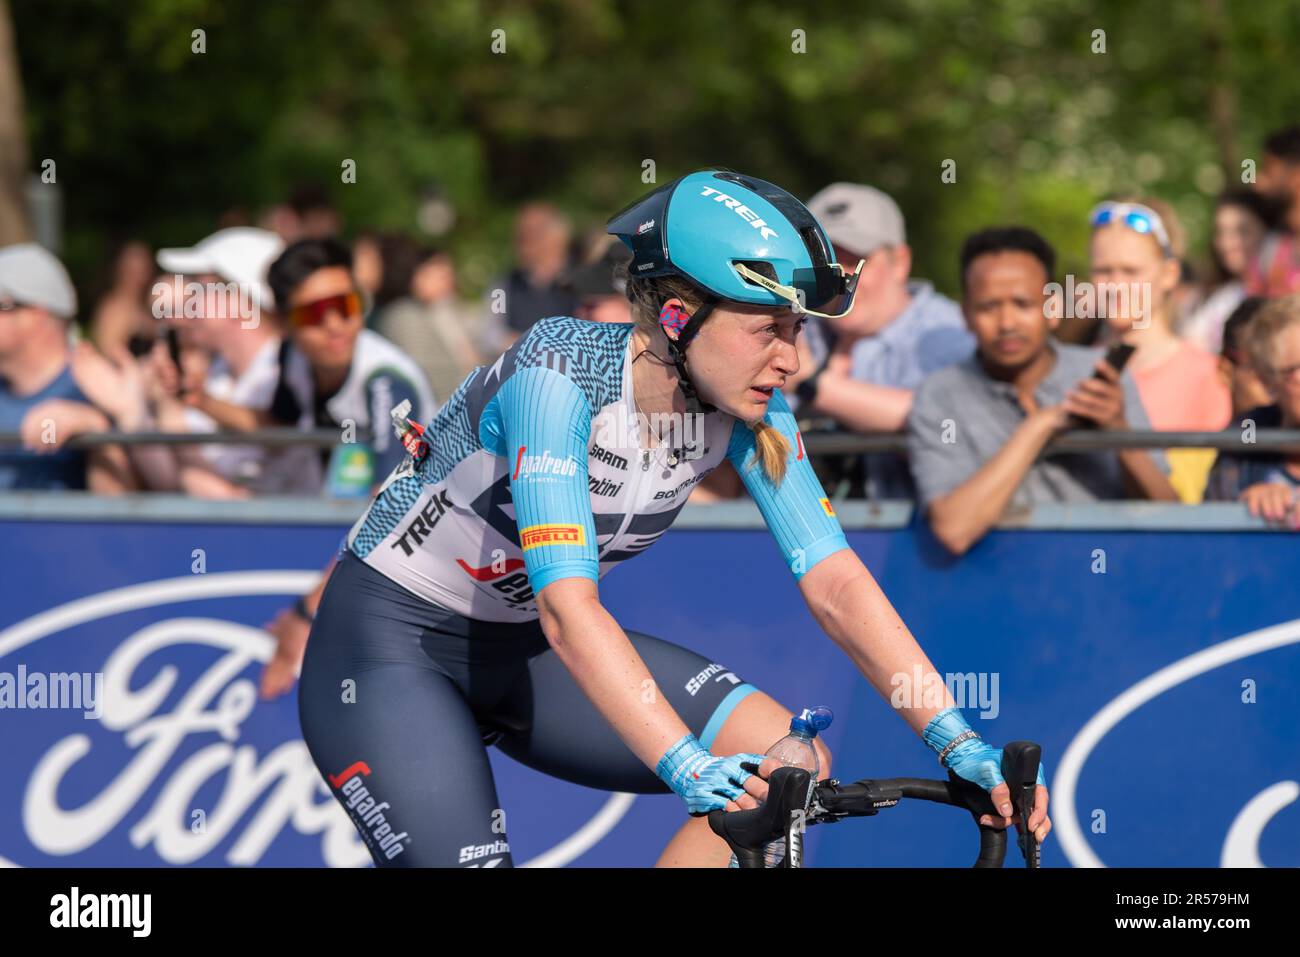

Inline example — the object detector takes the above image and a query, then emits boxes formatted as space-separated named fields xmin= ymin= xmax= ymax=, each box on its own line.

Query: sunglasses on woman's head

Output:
xmin=1088 ymin=201 xmax=1175 ymax=259
xmin=287 ymin=291 xmax=363 ymax=328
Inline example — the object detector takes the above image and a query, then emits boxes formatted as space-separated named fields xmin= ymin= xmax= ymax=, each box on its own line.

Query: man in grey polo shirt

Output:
xmin=908 ymin=226 xmax=1177 ymax=555
xmin=789 ymin=182 xmax=974 ymax=498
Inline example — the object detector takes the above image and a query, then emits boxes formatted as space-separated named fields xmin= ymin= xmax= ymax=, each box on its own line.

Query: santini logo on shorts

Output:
xmin=512 ymin=446 xmax=579 ymax=480
xmin=520 ymin=524 xmax=586 ymax=550
xmin=698 ymin=186 xmax=778 ymax=241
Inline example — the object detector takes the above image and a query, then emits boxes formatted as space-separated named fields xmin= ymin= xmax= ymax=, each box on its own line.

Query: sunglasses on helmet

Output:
xmin=732 ymin=257 xmax=865 ymax=320
xmin=1088 ymin=201 xmax=1175 ymax=258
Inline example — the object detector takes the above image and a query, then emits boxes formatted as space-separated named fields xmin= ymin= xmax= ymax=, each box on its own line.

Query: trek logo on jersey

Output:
xmin=458 ymin=839 xmax=510 ymax=866
xmin=685 ymin=662 xmax=742 ymax=696
xmin=520 ymin=524 xmax=586 ymax=550
xmin=329 ymin=760 xmax=410 ymax=861
xmin=698 ymin=186 xmax=778 ymax=240
xmin=512 ymin=447 xmax=579 ymax=481
xmin=590 ymin=443 xmax=629 ymax=471
xmin=391 ymin=489 xmax=455 ymax=557
xmin=819 ymin=497 xmax=835 ymax=517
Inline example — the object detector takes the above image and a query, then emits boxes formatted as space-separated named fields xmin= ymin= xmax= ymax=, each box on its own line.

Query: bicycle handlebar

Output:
xmin=707 ymin=740 xmax=1043 ymax=868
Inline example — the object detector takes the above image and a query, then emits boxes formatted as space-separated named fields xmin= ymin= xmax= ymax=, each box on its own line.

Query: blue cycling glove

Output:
xmin=922 ymin=708 xmax=1046 ymax=815
xmin=655 ymin=733 xmax=767 ymax=815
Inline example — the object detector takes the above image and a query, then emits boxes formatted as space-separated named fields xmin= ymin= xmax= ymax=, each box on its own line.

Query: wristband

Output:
xmin=922 ymin=707 xmax=980 ymax=766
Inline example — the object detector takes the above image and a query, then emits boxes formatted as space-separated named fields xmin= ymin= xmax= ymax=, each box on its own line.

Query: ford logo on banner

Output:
xmin=1053 ymin=619 xmax=1300 ymax=868
xmin=0 ymin=572 xmax=636 ymax=867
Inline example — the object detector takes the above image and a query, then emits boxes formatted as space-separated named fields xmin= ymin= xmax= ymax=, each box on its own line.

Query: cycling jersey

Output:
xmin=273 ymin=329 xmax=438 ymax=485
xmin=348 ymin=316 xmax=849 ymax=622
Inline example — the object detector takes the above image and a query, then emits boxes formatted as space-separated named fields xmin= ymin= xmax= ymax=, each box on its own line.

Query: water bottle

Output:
xmin=727 ymin=706 xmax=833 ymax=868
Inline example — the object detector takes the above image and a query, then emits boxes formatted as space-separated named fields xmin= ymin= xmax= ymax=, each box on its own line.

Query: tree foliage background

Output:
xmin=12 ymin=0 xmax=1300 ymax=300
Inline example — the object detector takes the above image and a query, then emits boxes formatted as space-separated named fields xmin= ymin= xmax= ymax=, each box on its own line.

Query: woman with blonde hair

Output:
xmin=1087 ymin=196 xmax=1232 ymax=501
xmin=295 ymin=169 xmax=1050 ymax=867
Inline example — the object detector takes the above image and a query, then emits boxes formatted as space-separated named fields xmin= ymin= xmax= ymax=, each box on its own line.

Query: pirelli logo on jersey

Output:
xmin=520 ymin=523 xmax=586 ymax=550
xmin=819 ymin=497 xmax=835 ymax=517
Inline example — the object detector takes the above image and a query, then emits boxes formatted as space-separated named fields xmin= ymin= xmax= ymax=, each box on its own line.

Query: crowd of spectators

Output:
xmin=4 ymin=125 xmax=1300 ymax=548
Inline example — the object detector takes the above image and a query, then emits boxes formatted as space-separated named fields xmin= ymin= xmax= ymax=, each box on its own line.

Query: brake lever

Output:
xmin=1000 ymin=741 xmax=1042 ymax=868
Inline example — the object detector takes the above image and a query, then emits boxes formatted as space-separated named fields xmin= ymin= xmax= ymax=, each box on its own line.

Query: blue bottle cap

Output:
xmin=789 ymin=706 xmax=834 ymax=737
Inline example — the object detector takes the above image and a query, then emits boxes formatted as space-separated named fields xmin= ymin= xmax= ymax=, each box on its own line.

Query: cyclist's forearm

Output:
xmin=799 ymin=549 xmax=955 ymax=736
xmin=536 ymin=581 xmax=692 ymax=768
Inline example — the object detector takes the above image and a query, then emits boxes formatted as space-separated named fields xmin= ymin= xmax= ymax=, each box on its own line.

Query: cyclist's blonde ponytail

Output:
xmin=748 ymin=419 xmax=790 ymax=486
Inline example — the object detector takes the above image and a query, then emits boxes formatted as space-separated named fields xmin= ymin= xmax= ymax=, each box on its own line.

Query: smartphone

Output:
xmin=166 ymin=326 xmax=186 ymax=396
xmin=126 ymin=333 xmax=156 ymax=359
xmin=1094 ymin=342 xmax=1136 ymax=378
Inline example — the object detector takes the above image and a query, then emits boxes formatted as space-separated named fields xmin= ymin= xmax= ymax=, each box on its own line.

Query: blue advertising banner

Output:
xmin=0 ymin=512 xmax=1295 ymax=868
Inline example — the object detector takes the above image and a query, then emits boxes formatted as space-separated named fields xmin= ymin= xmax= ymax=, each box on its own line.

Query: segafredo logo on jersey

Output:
xmin=698 ymin=186 xmax=778 ymax=240
xmin=1054 ymin=618 xmax=1300 ymax=868
xmin=512 ymin=446 xmax=579 ymax=481
xmin=328 ymin=760 xmax=410 ymax=861
xmin=0 ymin=572 xmax=383 ymax=868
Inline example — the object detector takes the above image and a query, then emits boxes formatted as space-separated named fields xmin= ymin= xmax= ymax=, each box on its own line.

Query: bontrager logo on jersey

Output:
xmin=590 ymin=443 xmax=629 ymax=471
xmin=653 ymin=469 xmax=713 ymax=500
xmin=329 ymin=760 xmax=410 ymax=861
xmin=521 ymin=524 xmax=586 ymax=550
xmin=698 ymin=186 xmax=778 ymax=241
xmin=513 ymin=447 xmax=579 ymax=480
xmin=458 ymin=839 xmax=510 ymax=866
xmin=391 ymin=489 xmax=454 ymax=557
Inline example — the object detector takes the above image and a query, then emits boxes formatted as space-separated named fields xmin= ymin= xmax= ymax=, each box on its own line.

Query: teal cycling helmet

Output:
xmin=607 ymin=169 xmax=861 ymax=413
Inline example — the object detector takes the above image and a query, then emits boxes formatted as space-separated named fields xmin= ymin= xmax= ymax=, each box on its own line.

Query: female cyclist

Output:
xmin=298 ymin=169 xmax=1051 ymax=867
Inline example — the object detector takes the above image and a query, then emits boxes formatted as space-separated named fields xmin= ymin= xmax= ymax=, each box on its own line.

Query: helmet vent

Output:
xmin=734 ymin=260 xmax=778 ymax=286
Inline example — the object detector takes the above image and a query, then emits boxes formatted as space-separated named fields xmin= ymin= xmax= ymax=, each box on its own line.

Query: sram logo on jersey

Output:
xmin=458 ymin=839 xmax=510 ymax=866
xmin=590 ymin=443 xmax=629 ymax=471
xmin=520 ymin=524 xmax=586 ymax=550
xmin=390 ymin=489 xmax=454 ymax=557
xmin=698 ymin=186 xmax=778 ymax=240
xmin=512 ymin=447 xmax=579 ymax=481
xmin=328 ymin=761 xmax=410 ymax=861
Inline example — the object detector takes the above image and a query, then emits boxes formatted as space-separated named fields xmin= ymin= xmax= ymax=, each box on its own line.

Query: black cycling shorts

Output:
xmin=298 ymin=550 xmax=759 ymax=867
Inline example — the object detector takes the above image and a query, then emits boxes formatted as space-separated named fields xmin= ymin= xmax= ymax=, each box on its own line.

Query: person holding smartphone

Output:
xmin=906 ymin=227 xmax=1177 ymax=556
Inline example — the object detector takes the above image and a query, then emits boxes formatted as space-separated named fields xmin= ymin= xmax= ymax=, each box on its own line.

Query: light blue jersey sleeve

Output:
xmin=479 ymin=365 xmax=599 ymax=595
xmin=726 ymin=388 xmax=850 ymax=579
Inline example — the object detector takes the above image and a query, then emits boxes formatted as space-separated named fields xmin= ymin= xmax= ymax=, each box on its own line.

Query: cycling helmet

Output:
xmin=607 ymin=169 xmax=861 ymax=413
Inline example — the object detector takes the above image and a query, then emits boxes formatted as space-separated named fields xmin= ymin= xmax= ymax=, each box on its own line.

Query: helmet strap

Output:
xmin=658 ymin=298 xmax=717 ymax=415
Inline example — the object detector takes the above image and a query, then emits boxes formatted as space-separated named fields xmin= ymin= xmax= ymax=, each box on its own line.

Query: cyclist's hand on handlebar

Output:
xmin=655 ymin=733 xmax=770 ymax=815
xmin=722 ymin=756 xmax=783 ymax=810
xmin=979 ymin=780 xmax=1052 ymax=844
xmin=923 ymin=708 xmax=1052 ymax=844
xmin=947 ymin=742 xmax=1051 ymax=844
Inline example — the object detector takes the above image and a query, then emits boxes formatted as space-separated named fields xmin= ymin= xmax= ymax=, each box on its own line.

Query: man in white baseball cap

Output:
xmin=156 ymin=226 xmax=284 ymax=316
xmin=0 ymin=242 xmax=79 ymax=319
xmin=788 ymin=182 xmax=974 ymax=499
